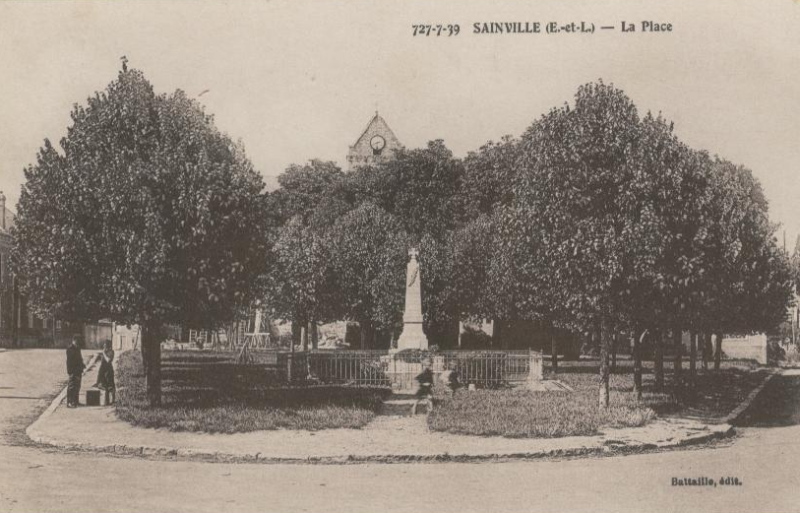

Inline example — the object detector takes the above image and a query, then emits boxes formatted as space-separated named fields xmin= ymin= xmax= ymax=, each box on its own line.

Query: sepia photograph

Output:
xmin=0 ymin=1 xmax=799 ymax=512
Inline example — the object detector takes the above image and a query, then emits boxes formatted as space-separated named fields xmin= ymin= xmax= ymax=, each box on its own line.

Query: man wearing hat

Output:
xmin=65 ymin=335 xmax=85 ymax=407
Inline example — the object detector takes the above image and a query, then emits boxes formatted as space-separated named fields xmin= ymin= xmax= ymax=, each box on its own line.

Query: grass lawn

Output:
xmin=115 ymin=350 xmax=391 ymax=433
xmin=428 ymin=388 xmax=654 ymax=438
xmin=428 ymin=357 xmax=765 ymax=438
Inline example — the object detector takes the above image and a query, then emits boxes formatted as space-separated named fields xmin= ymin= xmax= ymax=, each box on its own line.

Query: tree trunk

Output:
xmin=701 ymin=332 xmax=710 ymax=371
xmin=310 ymin=321 xmax=319 ymax=350
xmin=714 ymin=332 xmax=723 ymax=371
xmin=654 ymin=329 xmax=664 ymax=391
xmin=551 ymin=330 xmax=558 ymax=375
xmin=673 ymin=326 xmax=683 ymax=389
xmin=599 ymin=316 xmax=612 ymax=408
xmin=301 ymin=324 xmax=308 ymax=352
xmin=611 ymin=332 xmax=618 ymax=373
xmin=291 ymin=322 xmax=301 ymax=350
xmin=141 ymin=322 xmax=162 ymax=407
xmin=492 ymin=320 xmax=502 ymax=349
xmin=633 ymin=330 xmax=644 ymax=399
xmin=359 ymin=321 xmax=373 ymax=349
xmin=140 ymin=330 xmax=150 ymax=375
xmin=689 ymin=331 xmax=697 ymax=388
xmin=501 ymin=321 xmax=511 ymax=350
xmin=594 ymin=319 xmax=602 ymax=356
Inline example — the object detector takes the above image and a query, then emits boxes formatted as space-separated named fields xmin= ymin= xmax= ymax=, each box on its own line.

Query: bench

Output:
xmin=83 ymin=387 xmax=114 ymax=406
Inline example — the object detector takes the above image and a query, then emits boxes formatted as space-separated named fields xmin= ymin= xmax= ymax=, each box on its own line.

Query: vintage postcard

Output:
xmin=0 ymin=1 xmax=799 ymax=512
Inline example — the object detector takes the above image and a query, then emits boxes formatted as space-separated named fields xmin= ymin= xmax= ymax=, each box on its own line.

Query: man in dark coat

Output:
xmin=66 ymin=335 xmax=85 ymax=407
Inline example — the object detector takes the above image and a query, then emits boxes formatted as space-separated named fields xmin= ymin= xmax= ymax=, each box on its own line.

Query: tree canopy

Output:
xmin=12 ymin=66 xmax=271 ymax=404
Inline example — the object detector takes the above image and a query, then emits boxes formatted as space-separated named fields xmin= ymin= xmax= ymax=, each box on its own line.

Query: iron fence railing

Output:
xmin=294 ymin=349 xmax=543 ymax=388
xmin=157 ymin=347 xmax=544 ymax=388
xmin=304 ymin=350 xmax=391 ymax=386
xmin=440 ymin=350 xmax=536 ymax=385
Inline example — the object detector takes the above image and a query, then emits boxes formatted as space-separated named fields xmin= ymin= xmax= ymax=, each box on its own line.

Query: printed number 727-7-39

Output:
xmin=412 ymin=25 xmax=460 ymax=36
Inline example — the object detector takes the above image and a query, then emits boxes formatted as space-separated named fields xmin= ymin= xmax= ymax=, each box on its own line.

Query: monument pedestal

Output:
xmin=385 ymin=248 xmax=431 ymax=392
xmin=396 ymin=323 xmax=427 ymax=350
xmin=396 ymin=248 xmax=428 ymax=351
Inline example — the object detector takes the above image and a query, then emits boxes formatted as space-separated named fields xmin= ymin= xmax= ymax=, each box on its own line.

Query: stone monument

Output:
xmin=395 ymin=248 xmax=429 ymax=350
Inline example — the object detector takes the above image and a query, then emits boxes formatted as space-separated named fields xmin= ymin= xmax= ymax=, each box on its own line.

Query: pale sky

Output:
xmin=1 ymin=0 xmax=799 ymax=244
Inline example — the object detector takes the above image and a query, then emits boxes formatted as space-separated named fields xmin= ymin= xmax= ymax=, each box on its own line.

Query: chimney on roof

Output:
xmin=0 ymin=191 xmax=5 ymax=230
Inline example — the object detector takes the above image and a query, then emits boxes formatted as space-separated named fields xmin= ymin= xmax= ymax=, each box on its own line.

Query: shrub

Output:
xmin=458 ymin=326 xmax=492 ymax=349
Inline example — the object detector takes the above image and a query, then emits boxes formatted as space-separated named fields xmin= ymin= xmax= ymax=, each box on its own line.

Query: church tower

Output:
xmin=346 ymin=112 xmax=402 ymax=170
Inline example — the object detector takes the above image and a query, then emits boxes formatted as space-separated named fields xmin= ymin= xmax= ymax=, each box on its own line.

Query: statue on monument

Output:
xmin=396 ymin=247 xmax=429 ymax=351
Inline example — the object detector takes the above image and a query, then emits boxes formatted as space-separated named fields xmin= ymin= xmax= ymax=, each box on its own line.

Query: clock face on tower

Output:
xmin=370 ymin=135 xmax=386 ymax=153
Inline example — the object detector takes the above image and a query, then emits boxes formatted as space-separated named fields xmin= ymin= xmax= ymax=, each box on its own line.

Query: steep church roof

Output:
xmin=347 ymin=112 xmax=403 ymax=170
xmin=351 ymin=112 xmax=400 ymax=149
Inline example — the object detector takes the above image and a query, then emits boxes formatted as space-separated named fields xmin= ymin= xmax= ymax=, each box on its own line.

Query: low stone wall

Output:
xmin=722 ymin=334 xmax=767 ymax=364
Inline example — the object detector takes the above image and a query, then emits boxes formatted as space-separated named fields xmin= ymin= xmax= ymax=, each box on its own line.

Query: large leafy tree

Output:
xmin=326 ymin=203 xmax=410 ymax=348
xmin=271 ymin=160 xmax=351 ymax=227
xmin=444 ymin=208 xmax=554 ymax=340
xmin=700 ymin=159 xmax=793 ymax=367
xmin=462 ymin=136 xmax=519 ymax=219
xmin=623 ymin=114 xmax=709 ymax=390
xmin=510 ymin=82 xmax=792 ymax=404
xmin=456 ymin=138 xmax=556 ymax=348
xmin=352 ymin=140 xmax=466 ymax=241
xmin=12 ymin=66 xmax=270 ymax=405
xmin=514 ymin=81 xmax=655 ymax=406
xmin=443 ymin=215 xmax=498 ymax=322
xmin=266 ymin=216 xmax=337 ymax=333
